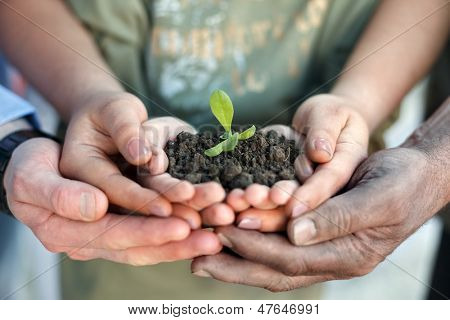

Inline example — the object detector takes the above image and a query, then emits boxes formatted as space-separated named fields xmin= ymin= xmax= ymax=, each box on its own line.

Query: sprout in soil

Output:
xmin=204 ymin=89 xmax=256 ymax=157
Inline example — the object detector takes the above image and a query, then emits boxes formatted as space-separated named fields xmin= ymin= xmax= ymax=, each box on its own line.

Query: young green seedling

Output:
xmin=204 ymin=89 xmax=256 ymax=157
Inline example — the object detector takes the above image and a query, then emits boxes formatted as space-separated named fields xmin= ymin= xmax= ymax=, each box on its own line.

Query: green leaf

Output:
xmin=204 ymin=141 xmax=224 ymax=157
xmin=238 ymin=125 xmax=256 ymax=140
xmin=222 ymin=132 xmax=239 ymax=152
xmin=210 ymin=89 xmax=234 ymax=133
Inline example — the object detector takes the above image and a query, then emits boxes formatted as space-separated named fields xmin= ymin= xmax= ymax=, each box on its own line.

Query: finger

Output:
xmin=143 ymin=117 xmax=197 ymax=175
xmin=287 ymin=182 xmax=389 ymax=246
xmin=236 ymin=207 xmax=287 ymax=232
xmin=294 ymin=154 xmax=314 ymax=183
xmin=244 ymin=184 xmax=278 ymax=209
xmin=148 ymin=146 xmax=169 ymax=175
xmin=192 ymin=253 xmax=331 ymax=292
xmin=172 ymin=204 xmax=201 ymax=229
xmin=286 ymin=139 xmax=366 ymax=218
xmin=214 ymin=226 xmax=351 ymax=276
xmin=269 ymin=180 xmax=299 ymax=205
xmin=100 ymin=95 xmax=151 ymax=165
xmin=5 ymin=139 xmax=108 ymax=222
xmin=34 ymin=213 xmax=191 ymax=250
xmin=140 ymin=173 xmax=195 ymax=202
xmin=226 ymin=189 xmax=250 ymax=212
xmin=11 ymin=169 xmax=108 ymax=222
xmin=183 ymin=182 xmax=226 ymax=211
xmin=201 ymin=203 xmax=235 ymax=227
xmin=260 ymin=125 xmax=300 ymax=143
xmin=303 ymin=109 xmax=348 ymax=163
xmin=94 ymin=230 xmax=222 ymax=266
xmin=62 ymin=146 xmax=172 ymax=217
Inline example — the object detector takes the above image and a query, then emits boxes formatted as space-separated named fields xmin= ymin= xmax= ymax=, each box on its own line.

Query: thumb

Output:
xmin=102 ymin=96 xmax=151 ymax=165
xmin=31 ymin=170 xmax=109 ymax=222
xmin=299 ymin=105 xmax=349 ymax=163
xmin=287 ymin=183 xmax=387 ymax=246
xmin=143 ymin=117 xmax=197 ymax=175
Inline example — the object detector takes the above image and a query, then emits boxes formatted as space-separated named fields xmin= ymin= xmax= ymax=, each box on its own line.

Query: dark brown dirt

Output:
xmin=165 ymin=130 xmax=299 ymax=190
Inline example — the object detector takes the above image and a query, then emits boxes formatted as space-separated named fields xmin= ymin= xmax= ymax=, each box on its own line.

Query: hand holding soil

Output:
xmin=138 ymin=91 xmax=372 ymax=234
xmin=159 ymin=90 xmax=306 ymax=231
xmin=138 ymin=117 xmax=234 ymax=227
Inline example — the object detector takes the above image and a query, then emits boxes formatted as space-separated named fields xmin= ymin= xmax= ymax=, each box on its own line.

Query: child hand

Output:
xmin=226 ymin=125 xmax=304 ymax=232
xmin=287 ymin=94 xmax=369 ymax=217
xmin=227 ymin=93 xmax=369 ymax=231
xmin=137 ymin=117 xmax=232 ymax=227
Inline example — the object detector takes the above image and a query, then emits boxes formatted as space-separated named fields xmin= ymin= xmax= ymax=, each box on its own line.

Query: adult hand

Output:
xmin=5 ymin=138 xmax=221 ymax=264
xmin=192 ymin=146 xmax=450 ymax=291
xmin=60 ymin=92 xmax=173 ymax=217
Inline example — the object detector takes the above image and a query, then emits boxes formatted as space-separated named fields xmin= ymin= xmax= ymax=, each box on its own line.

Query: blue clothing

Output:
xmin=0 ymin=85 xmax=38 ymax=127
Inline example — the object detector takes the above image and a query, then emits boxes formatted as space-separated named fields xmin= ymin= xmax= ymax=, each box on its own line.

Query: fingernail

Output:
xmin=295 ymin=157 xmax=314 ymax=179
xmin=313 ymin=138 xmax=332 ymax=156
xmin=128 ymin=138 xmax=150 ymax=160
xmin=292 ymin=218 xmax=316 ymax=245
xmin=217 ymin=233 xmax=233 ymax=248
xmin=80 ymin=192 xmax=96 ymax=221
xmin=292 ymin=203 xmax=309 ymax=218
xmin=237 ymin=218 xmax=261 ymax=230
xmin=149 ymin=203 xmax=170 ymax=217
xmin=187 ymin=218 xmax=199 ymax=230
xmin=193 ymin=270 xmax=212 ymax=278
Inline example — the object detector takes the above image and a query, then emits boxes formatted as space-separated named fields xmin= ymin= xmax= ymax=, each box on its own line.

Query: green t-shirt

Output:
xmin=62 ymin=0 xmax=377 ymax=299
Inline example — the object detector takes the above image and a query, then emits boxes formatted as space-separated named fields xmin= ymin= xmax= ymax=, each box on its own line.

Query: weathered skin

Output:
xmin=192 ymin=99 xmax=450 ymax=292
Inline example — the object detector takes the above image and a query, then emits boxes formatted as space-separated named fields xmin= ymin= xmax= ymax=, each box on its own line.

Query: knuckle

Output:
xmin=121 ymin=247 xmax=155 ymax=267
xmin=125 ymin=255 xmax=149 ymax=267
xmin=66 ymin=251 xmax=91 ymax=261
xmin=346 ymin=238 xmax=381 ymax=277
xmin=282 ymin=260 xmax=305 ymax=277
xmin=350 ymin=261 xmax=377 ymax=277
xmin=265 ymin=276 xmax=297 ymax=292
xmin=41 ymin=242 xmax=62 ymax=254
xmin=50 ymin=185 xmax=70 ymax=214
xmin=101 ymin=94 xmax=147 ymax=120
xmin=323 ymin=202 xmax=352 ymax=236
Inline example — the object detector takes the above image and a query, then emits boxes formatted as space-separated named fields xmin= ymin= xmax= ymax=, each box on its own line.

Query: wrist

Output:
xmin=0 ymin=130 xmax=58 ymax=215
xmin=67 ymin=89 xmax=129 ymax=119
xmin=402 ymin=98 xmax=450 ymax=202
xmin=331 ymin=81 xmax=383 ymax=133
xmin=0 ymin=118 xmax=33 ymax=140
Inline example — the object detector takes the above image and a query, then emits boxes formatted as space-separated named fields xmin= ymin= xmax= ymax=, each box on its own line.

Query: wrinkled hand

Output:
xmin=4 ymin=138 xmax=221 ymax=264
xmin=192 ymin=147 xmax=448 ymax=291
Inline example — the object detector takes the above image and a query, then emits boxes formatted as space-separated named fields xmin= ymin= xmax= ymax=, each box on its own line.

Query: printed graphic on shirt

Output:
xmin=146 ymin=0 xmax=329 ymax=122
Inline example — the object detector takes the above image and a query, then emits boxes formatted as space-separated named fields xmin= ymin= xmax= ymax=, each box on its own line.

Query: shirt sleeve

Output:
xmin=0 ymin=85 xmax=39 ymax=128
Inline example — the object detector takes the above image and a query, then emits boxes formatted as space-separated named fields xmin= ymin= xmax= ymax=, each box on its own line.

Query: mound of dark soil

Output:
xmin=165 ymin=130 xmax=299 ymax=190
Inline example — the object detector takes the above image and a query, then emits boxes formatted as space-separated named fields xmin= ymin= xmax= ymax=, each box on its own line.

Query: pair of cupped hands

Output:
xmin=6 ymin=90 xmax=383 ymax=290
